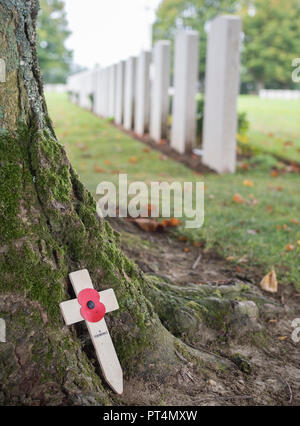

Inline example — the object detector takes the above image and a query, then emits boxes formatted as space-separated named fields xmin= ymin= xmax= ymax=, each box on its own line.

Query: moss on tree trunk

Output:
xmin=0 ymin=0 xmax=275 ymax=406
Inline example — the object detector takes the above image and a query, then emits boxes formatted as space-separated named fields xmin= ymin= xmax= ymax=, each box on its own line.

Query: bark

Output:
xmin=0 ymin=0 xmax=275 ymax=406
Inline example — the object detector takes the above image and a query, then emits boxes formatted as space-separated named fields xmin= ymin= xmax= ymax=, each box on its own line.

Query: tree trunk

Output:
xmin=0 ymin=0 xmax=275 ymax=406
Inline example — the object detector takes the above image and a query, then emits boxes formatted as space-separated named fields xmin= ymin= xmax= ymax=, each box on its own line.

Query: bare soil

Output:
xmin=109 ymin=218 xmax=300 ymax=406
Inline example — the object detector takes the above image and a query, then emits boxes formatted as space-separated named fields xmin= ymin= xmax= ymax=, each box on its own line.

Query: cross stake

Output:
xmin=60 ymin=269 xmax=123 ymax=394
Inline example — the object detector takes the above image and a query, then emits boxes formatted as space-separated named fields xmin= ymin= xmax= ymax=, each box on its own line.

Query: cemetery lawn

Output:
xmin=47 ymin=93 xmax=300 ymax=291
xmin=238 ymin=96 xmax=300 ymax=163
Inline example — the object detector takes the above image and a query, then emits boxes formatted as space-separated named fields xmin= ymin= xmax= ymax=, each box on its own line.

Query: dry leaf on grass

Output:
xmin=233 ymin=193 xmax=245 ymax=204
xmin=128 ymin=217 xmax=181 ymax=233
xmin=260 ymin=269 xmax=278 ymax=293
xmin=94 ymin=165 xmax=105 ymax=173
xmin=243 ymin=179 xmax=254 ymax=187
xmin=129 ymin=218 xmax=165 ymax=233
xmin=285 ymin=244 xmax=295 ymax=251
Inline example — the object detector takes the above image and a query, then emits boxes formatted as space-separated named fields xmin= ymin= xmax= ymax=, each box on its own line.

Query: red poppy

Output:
xmin=78 ymin=288 xmax=106 ymax=323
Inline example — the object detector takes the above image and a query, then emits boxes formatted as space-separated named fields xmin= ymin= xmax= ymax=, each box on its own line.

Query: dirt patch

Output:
xmin=112 ymin=123 xmax=213 ymax=174
xmin=109 ymin=218 xmax=300 ymax=406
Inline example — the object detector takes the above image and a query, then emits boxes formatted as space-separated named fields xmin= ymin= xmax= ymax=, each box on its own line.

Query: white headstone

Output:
xmin=171 ymin=31 xmax=199 ymax=154
xmin=124 ymin=57 xmax=137 ymax=130
xmin=103 ymin=68 xmax=110 ymax=118
xmin=135 ymin=51 xmax=151 ymax=135
xmin=99 ymin=68 xmax=106 ymax=117
xmin=108 ymin=65 xmax=117 ymax=118
xmin=115 ymin=61 xmax=126 ymax=125
xmin=150 ymin=41 xmax=171 ymax=142
xmin=0 ymin=318 xmax=6 ymax=343
xmin=202 ymin=15 xmax=242 ymax=173
xmin=0 ymin=59 xmax=6 ymax=83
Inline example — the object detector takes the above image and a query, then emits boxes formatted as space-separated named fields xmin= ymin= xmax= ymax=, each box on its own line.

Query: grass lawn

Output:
xmin=46 ymin=92 xmax=300 ymax=290
xmin=238 ymin=95 xmax=300 ymax=163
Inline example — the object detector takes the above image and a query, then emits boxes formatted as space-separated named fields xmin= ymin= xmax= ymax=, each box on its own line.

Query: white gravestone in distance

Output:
xmin=103 ymin=68 xmax=110 ymax=118
xmin=108 ymin=65 xmax=117 ymax=118
xmin=124 ymin=57 xmax=137 ymax=130
xmin=171 ymin=31 xmax=199 ymax=154
xmin=0 ymin=318 xmax=6 ymax=343
xmin=202 ymin=15 xmax=242 ymax=174
xmin=150 ymin=40 xmax=171 ymax=142
xmin=60 ymin=269 xmax=123 ymax=395
xmin=0 ymin=59 xmax=5 ymax=83
xmin=94 ymin=68 xmax=102 ymax=116
xmin=135 ymin=51 xmax=151 ymax=135
xmin=115 ymin=61 xmax=126 ymax=126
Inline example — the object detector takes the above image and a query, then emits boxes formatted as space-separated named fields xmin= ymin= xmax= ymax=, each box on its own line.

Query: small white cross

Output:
xmin=60 ymin=269 xmax=123 ymax=394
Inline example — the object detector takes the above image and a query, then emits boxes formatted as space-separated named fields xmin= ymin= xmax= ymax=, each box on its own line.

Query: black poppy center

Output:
xmin=87 ymin=300 xmax=95 ymax=310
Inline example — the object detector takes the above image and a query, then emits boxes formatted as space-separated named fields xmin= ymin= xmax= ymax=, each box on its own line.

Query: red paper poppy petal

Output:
xmin=78 ymin=288 xmax=100 ymax=306
xmin=81 ymin=303 xmax=106 ymax=323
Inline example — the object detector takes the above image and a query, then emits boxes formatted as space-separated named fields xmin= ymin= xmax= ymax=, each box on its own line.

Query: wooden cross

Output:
xmin=60 ymin=269 xmax=123 ymax=394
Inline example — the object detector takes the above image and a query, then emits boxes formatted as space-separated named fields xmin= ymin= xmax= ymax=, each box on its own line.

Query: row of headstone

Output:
xmin=67 ymin=15 xmax=242 ymax=174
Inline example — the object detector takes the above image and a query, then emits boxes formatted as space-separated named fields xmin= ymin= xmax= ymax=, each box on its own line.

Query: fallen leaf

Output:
xmin=260 ymin=269 xmax=278 ymax=293
xmin=160 ymin=218 xmax=182 ymax=228
xmin=129 ymin=157 xmax=137 ymax=164
xmin=232 ymin=193 xmax=245 ymax=204
xmin=285 ymin=244 xmax=295 ymax=251
xmin=271 ymin=170 xmax=279 ymax=178
xmin=193 ymin=241 xmax=203 ymax=248
xmin=104 ymin=160 xmax=111 ymax=165
xmin=129 ymin=218 xmax=165 ymax=233
xmin=297 ymin=240 xmax=300 ymax=246
xmin=243 ymin=179 xmax=254 ymax=187
xmin=226 ymin=256 xmax=235 ymax=261
xmin=143 ymin=147 xmax=150 ymax=153
xmin=266 ymin=205 xmax=273 ymax=212
xmin=290 ymin=219 xmax=299 ymax=225
xmin=278 ymin=336 xmax=288 ymax=341
xmin=276 ymin=186 xmax=284 ymax=191
xmin=268 ymin=319 xmax=278 ymax=324
xmin=94 ymin=165 xmax=105 ymax=173
xmin=184 ymin=247 xmax=190 ymax=253
xmin=241 ymin=163 xmax=249 ymax=170
xmin=178 ymin=236 xmax=188 ymax=242
xmin=159 ymin=139 xmax=167 ymax=145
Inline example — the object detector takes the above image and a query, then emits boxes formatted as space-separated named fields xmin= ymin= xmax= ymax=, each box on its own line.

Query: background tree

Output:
xmin=241 ymin=0 xmax=300 ymax=91
xmin=153 ymin=0 xmax=300 ymax=91
xmin=37 ymin=0 xmax=72 ymax=84
xmin=0 ymin=0 xmax=282 ymax=406
xmin=153 ymin=0 xmax=239 ymax=83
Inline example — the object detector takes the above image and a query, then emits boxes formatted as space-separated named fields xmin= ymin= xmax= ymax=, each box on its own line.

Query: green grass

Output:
xmin=46 ymin=93 xmax=300 ymax=290
xmin=238 ymin=95 xmax=300 ymax=162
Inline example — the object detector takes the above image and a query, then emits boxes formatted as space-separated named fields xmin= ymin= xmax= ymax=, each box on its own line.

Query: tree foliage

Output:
xmin=153 ymin=0 xmax=239 ymax=81
xmin=241 ymin=0 xmax=300 ymax=90
xmin=37 ymin=0 xmax=72 ymax=84
xmin=153 ymin=0 xmax=300 ymax=90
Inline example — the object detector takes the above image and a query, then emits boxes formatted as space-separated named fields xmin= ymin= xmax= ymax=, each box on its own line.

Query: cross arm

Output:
xmin=60 ymin=288 xmax=119 ymax=326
